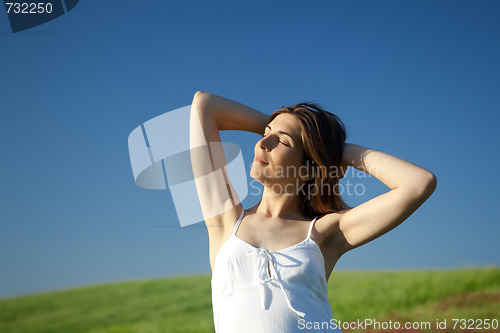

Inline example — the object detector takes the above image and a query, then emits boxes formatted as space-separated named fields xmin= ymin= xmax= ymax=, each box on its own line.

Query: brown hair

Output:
xmin=269 ymin=102 xmax=349 ymax=218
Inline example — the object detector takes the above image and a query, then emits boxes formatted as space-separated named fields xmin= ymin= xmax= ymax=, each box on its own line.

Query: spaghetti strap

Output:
xmin=232 ymin=209 xmax=245 ymax=236
xmin=307 ymin=216 xmax=319 ymax=239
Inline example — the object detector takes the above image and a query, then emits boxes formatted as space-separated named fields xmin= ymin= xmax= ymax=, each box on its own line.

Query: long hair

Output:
xmin=268 ymin=103 xmax=349 ymax=218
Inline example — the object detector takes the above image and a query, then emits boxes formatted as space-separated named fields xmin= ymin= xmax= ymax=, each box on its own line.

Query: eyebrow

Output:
xmin=266 ymin=125 xmax=295 ymax=142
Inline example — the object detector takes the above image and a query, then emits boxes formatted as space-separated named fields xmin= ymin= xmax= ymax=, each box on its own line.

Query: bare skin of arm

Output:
xmin=316 ymin=144 xmax=437 ymax=279
xmin=189 ymin=91 xmax=268 ymax=270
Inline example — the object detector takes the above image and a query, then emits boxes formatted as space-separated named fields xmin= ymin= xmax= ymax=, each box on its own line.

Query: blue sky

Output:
xmin=0 ymin=0 xmax=499 ymax=298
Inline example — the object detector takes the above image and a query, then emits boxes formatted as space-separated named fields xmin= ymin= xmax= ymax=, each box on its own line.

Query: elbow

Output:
xmin=424 ymin=171 xmax=437 ymax=194
xmin=192 ymin=91 xmax=210 ymax=115
xmin=413 ymin=171 xmax=437 ymax=200
xmin=194 ymin=90 xmax=206 ymax=100
xmin=192 ymin=91 xmax=206 ymax=106
xmin=193 ymin=91 xmax=212 ymax=105
xmin=428 ymin=172 xmax=437 ymax=193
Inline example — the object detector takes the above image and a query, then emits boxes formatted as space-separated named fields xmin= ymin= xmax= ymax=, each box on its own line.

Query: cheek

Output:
xmin=281 ymin=151 xmax=304 ymax=168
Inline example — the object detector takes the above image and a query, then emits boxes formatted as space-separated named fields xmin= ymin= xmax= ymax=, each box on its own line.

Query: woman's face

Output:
xmin=250 ymin=113 xmax=309 ymax=186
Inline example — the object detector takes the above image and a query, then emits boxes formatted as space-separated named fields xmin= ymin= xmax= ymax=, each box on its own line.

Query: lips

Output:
xmin=254 ymin=156 xmax=268 ymax=164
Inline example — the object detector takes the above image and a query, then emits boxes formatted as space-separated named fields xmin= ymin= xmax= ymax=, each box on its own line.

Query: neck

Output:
xmin=254 ymin=181 xmax=305 ymax=219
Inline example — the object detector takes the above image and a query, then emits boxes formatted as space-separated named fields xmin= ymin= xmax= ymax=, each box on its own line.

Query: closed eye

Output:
xmin=262 ymin=134 xmax=290 ymax=147
xmin=280 ymin=140 xmax=290 ymax=147
xmin=264 ymin=125 xmax=295 ymax=147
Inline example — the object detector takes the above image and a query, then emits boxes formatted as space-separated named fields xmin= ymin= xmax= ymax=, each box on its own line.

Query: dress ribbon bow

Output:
xmin=246 ymin=248 xmax=305 ymax=317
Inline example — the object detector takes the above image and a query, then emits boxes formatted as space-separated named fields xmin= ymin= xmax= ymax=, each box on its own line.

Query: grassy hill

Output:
xmin=1 ymin=268 xmax=499 ymax=333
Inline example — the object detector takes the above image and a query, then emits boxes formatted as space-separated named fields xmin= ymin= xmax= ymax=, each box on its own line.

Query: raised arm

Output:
xmin=189 ymin=91 xmax=268 ymax=232
xmin=333 ymin=143 xmax=437 ymax=253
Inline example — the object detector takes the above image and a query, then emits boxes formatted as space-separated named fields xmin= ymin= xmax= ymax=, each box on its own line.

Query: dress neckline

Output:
xmin=232 ymin=233 xmax=323 ymax=259
xmin=233 ymin=209 xmax=323 ymax=256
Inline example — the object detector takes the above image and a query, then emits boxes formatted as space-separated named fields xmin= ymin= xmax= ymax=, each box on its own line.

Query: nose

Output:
xmin=258 ymin=135 xmax=277 ymax=151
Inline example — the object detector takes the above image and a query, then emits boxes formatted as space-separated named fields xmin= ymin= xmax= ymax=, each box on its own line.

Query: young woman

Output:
xmin=189 ymin=91 xmax=437 ymax=333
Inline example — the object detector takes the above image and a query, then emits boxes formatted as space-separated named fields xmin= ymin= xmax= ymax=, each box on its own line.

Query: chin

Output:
xmin=249 ymin=167 xmax=261 ymax=182
xmin=250 ymin=165 xmax=270 ymax=184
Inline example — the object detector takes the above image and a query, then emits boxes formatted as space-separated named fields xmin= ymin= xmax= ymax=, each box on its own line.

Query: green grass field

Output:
xmin=1 ymin=268 xmax=498 ymax=333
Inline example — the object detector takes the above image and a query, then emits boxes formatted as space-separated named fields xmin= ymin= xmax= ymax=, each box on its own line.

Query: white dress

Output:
xmin=211 ymin=210 xmax=342 ymax=332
